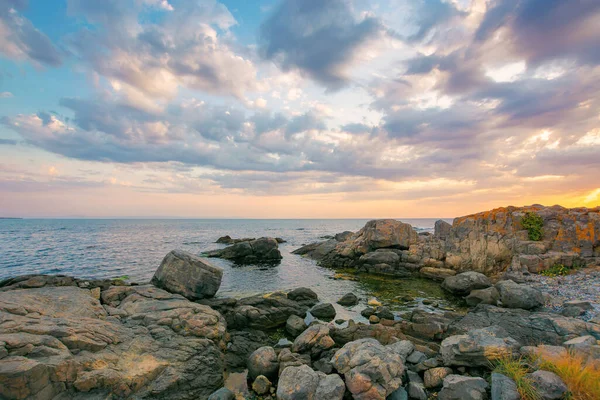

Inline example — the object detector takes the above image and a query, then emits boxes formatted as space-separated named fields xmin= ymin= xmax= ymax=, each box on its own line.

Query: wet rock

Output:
xmin=151 ymin=249 xmax=223 ymax=299
xmin=424 ymin=367 xmax=453 ymax=389
xmin=526 ymin=370 xmax=567 ymax=400
xmin=491 ymin=372 xmax=519 ymax=400
xmin=287 ymin=287 xmax=319 ymax=304
xmin=224 ymin=330 xmax=269 ymax=371
xmin=369 ymin=315 xmax=380 ymax=324
xmin=438 ymin=375 xmax=488 ymax=400
xmin=292 ymin=324 xmax=335 ymax=357
xmin=441 ymin=272 xmax=491 ymax=296
xmin=206 ymin=237 xmax=282 ymax=263
xmin=337 ymin=293 xmax=359 ymax=306
xmin=361 ymin=307 xmax=375 ymax=318
xmin=310 ymin=303 xmax=336 ymax=320
xmin=247 ymin=346 xmax=279 ymax=381
xmin=368 ymin=298 xmax=382 ymax=307
xmin=208 ymin=387 xmax=236 ymax=400
xmin=466 ymin=287 xmax=499 ymax=307
xmin=215 ymin=235 xmax=254 ymax=244
xmin=496 ymin=280 xmax=543 ymax=310
xmin=441 ymin=326 xmax=520 ymax=367
xmin=376 ymin=306 xmax=394 ymax=320
xmin=331 ymin=338 xmax=405 ymax=399
xmin=388 ymin=387 xmax=409 ymax=400
xmin=286 ymin=315 xmax=307 ymax=338
xmin=252 ymin=375 xmax=271 ymax=395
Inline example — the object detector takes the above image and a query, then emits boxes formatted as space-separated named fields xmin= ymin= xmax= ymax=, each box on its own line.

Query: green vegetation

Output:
xmin=493 ymin=356 xmax=541 ymax=400
xmin=521 ymin=212 xmax=544 ymax=241
xmin=540 ymin=264 xmax=572 ymax=277
xmin=112 ymin=275 xmax=130 ymax=282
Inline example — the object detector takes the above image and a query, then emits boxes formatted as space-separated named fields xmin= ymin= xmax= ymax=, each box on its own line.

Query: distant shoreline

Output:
xmin=0 ymin=217 xmax=23 ymax=219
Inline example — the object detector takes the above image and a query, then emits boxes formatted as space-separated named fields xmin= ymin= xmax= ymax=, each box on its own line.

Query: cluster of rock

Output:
xmin=205 ymin=237 xmax=283 ymax=264
xmin=294 ymin=205 xmax=600 ymax=278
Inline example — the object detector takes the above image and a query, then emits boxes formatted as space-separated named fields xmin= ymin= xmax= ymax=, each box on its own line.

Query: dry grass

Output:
xmin=493 ymin=356 xmax=541 ymax=400
xmin=538 ymin=351 xmax=600 ymax=400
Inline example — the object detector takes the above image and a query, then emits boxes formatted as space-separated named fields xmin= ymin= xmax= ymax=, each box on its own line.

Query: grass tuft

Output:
xmin=538 ymin=351 xmax=600 ymax=400
xmin=493 ymin=356 xmax=541 ymax=400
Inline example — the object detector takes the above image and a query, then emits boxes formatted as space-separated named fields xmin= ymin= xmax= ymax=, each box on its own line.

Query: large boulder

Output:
xmin=331 ymin=338 xmax=405 ymax=400
xmin=438 ymin=375 xmax=488 ymax=400
xmin=292 ymin=324 xmax=335 ymax=357
xmin=526 ymin=370 xmax=567 ymax=400
xmin=441 ymin=272 xmax=491 ymax=296
xmin=0 ymin=279 xmax=227 ymax=399
xmin=495 ymin=280 xmax=544 ymax=310
xmin=206 ymin=237 xmax=282 ymax=263
xmin=337 ymin=293 xmax=359 ymax=306
xmin=491 ymin=373 xmax=520 ymax=400
xmin=465 ymin=287 xmax=499 ymax=306
xmin=310 ymin=303 xmax=336 ymax=320
xmin=342 ymin=219 xmax=419 ymax=256
xmin=151 ymin=249 xmax=223 ymax=300
xmin=441 ymin=326 xmax=521 ymax=367
xmin=286 ymin=315 xmax=307 ymax=337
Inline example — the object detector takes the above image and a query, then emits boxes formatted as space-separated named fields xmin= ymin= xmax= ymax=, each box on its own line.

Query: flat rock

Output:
xmin=441 ymin=326 xmax=520 ymax=367
xmin=438 ymin=375 xmax=488 ymax=400
xmin=496 ymin=280 xmax=544 ymax=310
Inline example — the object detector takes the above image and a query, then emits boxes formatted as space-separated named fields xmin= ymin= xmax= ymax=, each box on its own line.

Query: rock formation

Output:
xmin=206 ymin=237 xmax=282 ymax=264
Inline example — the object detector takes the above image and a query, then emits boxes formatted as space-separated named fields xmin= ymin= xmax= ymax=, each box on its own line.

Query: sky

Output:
xmin=0 ymin=0 xmax=599 ymax=218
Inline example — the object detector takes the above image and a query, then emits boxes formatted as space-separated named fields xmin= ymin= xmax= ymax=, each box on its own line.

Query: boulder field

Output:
xmin=294 ymin=205 xmax=600 ymax=277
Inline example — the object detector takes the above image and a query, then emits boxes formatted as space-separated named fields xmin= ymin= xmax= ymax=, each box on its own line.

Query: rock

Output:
xmin=441 ymin=326 xmax=520 ymax=367
xmin=276 ymin=365 xmax=344 ymax=400
xmin=438 ymin=375 xmax=488 ymax=400
xmin=208 ymin=387 xmax=236 ymax=400
xmin=252 ymin=375 xmax=272 ymax=395
xmin=310 ymin=303 xmax=336 ymax=320
xmin=491 ymin=372 xmax=520 ymax=400
xmin=466 ymin=287 xmax=499 ymax=306
xmin=275 ymin=237 xmax=286 ymax=243
xmin=337 ymin=293 xmax=359 ymax=306
xmin=368 ymin=298 xmax=382 ymax=307
xmin=277 ymin=348 xmax=311 ymax=376
xmin=563 ymin=335 xmax=597 ymax=357
xmin=292 ymin=324 xmax=335 ymax=357
xmin=496 ymin=280 xmax=544 ymax=310
xmin=361 ymin=307 xmax=376 ymax=318
xmin=562 ymin=300 xmax=594 ymax=317
xmin=315 ymin=373 xmax=345 ymax=400
xmin=224 ymin=370 xmax=250 ymax=399
xmin=434 ymin=220 xmax=453 ymax=240
xmin=406 ymin=350 xmax=427 ymax=365
xmin=345 ymin=219 xmax=420 ymax=255
xmin=376 ymin=306 xmax=394 ymax=320
xmin=448 ymin=304 xmax=600 ymax=345
xmin=0 ymin=281 xmax=227 ymax=399
xmin=151 ymin=249 xmax=223 ymax=300
xmin=335 ymin=231 xmax=354 ymax=241
xmin=358 ymin=251 xmax=400 ymax=268
xmin=424 ymin=367 xmax=453 ymax=388
xmin=206 ymin=237 xmax=282 ymax=263
xmin=286 ymin=315 xmax=307 ymax=337
xmin=369 ymin=315 xmax=380 ymax=324
xmin=216 ymin=290 xmax=314 ymax=330
xmin=388 ymin=387 xmax=409 ymax=400
xmin=520 ymin=345 xmax=567 ymax=360
xmin=526 ymin=370 xmax=567 ymax=400
xmin=247 ymin=346 xmax=279 ymax=381
xmin=287 ymin=287 xmax=319 ymax=304
xmin=419 ymin=267 xmax=457 ymax=281
xmin=224 ymin=330 xmax=270 ymax=371
xmin=331 ymin=338 xmax=405 ymax=399
xmin=386 ymin=340 xmax=415 ymax=362
xmin=441 ymin=272 xmax=492 ymax=296
xmin=407 ymin=382 xmax=427 ymax=400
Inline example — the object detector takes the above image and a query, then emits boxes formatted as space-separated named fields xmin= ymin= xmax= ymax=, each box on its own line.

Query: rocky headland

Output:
xmin=1 ymin=204 xmax=599 ymax=399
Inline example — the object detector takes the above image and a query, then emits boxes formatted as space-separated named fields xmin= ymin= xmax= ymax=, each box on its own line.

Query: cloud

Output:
xmin=0 ymin=1 xmax=62 ymax=66
xmin=259 ymin=0 xmax=386 ymax=89
xmin=0 ymin=91 xmax=13 ymax=98
xmin=0 ymin=138 xmax=17 ymax=145
xmin=66 ymin=0 xmax=256 ymax=101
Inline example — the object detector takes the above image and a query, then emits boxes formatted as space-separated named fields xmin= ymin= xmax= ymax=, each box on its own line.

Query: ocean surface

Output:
xmin=0 ymin=218 xmax=460 ymax=319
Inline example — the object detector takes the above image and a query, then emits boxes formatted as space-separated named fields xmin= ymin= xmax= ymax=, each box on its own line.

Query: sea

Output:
xmin=0 ymin=218 xmax=459 ymax=320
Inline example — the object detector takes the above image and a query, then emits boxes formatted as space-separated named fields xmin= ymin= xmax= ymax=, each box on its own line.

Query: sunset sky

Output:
xmin=1 ymin=0 xmax=599 ymax=218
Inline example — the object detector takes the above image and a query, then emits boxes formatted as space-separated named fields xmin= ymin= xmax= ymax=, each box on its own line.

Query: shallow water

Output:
xmin=0 ymin=218 xmax=461 ymax=320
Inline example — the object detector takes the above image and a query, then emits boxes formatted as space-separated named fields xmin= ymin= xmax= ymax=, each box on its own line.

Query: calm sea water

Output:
xmin=0 ymin=218 xmax=459 ymax=319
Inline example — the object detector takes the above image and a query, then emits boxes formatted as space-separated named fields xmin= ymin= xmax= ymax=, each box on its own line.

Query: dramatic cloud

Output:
xmin=0 ymin=0 xmax=62 ymax=66
xmin=260 ymin=0 xmax=386 ymax=89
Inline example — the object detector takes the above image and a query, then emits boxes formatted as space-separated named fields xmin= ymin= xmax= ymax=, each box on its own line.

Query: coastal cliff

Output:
xmin=296 ymin=205 xmax=600 ymax=277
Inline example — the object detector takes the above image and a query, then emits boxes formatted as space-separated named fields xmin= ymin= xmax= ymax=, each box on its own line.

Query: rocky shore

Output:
xmin=1 ymin=204 xmax=599 ymax=400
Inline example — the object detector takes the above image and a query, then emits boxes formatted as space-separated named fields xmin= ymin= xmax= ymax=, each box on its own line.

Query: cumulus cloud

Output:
xmin=0 ymin=91 xmax=13 ymax=98
xmin=260 ymin=0 xmax=387 ymax=89
xmin=0 ymin=0 xmax=62 ymax=66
